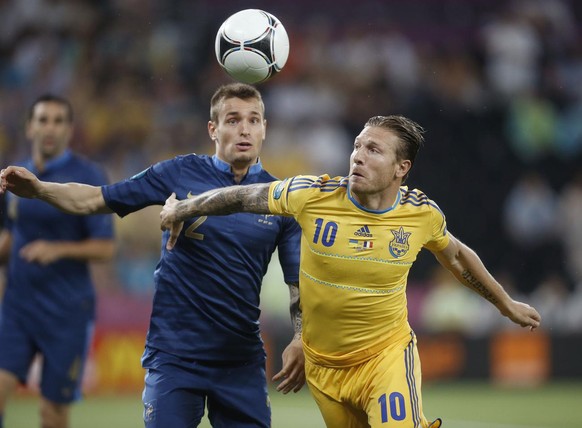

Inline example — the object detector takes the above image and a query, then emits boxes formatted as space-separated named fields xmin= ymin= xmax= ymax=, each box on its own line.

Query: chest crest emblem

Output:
xmin=389 ymin=226 xmax=412 ymax=258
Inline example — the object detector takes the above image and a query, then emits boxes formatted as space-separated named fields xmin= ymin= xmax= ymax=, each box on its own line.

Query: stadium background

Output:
xmin=0 ymin=0 xmax=581 ymax=426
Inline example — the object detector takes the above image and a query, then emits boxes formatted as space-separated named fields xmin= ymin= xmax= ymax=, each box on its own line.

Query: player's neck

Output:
xmin=229 ymin=159 xmax=258 ymax=184
xmin=32 ymin=151 xmax=47 ymax=173
xmin=353 ymin=187 xmax=400 ymax=211
xmin=230 ymin=164 xmax=250 ymax=184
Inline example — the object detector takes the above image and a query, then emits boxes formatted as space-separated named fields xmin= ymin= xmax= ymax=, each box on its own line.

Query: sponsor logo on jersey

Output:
xmin=354 ymin=225 xmax=373 ymax=237
xmin=389 ymin=226 xmax=411 ymax=258
xmin=349 ymin=226 xmax=374 ymax=251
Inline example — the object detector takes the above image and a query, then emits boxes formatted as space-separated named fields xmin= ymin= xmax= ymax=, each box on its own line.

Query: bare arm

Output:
xmin=432 ymin=233 xmax=541 ymax=330
xmin=19 ymin=238 xmax=115 ymax=265
xmin=272 ymin=281 xmax=305 ymax=394
xmin=0 ymin=166 xmax=111 ymax=215
xmin=160 ymin=183 xmax=271 ymax=250
xmin=288 ymin=282 xmax=303 ymax=342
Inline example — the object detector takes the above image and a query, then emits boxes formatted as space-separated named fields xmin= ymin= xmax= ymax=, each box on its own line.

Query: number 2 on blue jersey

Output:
xmin=185 ymin=216 xmax=208 ymax=240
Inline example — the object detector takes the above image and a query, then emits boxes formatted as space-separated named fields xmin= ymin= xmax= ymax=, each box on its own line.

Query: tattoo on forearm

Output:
xmin=289 ymin=283 xmax=302 ymax=340
xmin=461 ymin=270 xmax=498 ymax=304
xmin=179 ymin=184 xmax=270 ymax=219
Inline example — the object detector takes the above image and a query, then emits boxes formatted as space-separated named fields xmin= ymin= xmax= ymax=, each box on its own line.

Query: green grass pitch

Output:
xmin=5 ymin=381 xmax=581 ymax=427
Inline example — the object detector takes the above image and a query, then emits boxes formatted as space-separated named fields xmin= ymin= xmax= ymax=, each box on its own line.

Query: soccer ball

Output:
xmin=215 ymin=9 xmax=289 ymax=84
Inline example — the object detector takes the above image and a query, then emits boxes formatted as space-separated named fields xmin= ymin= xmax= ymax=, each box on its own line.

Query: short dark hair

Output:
xmin=364 ymin=115 xmax=425 ymax=182
xmin=28 ymin=94 xmax=74 ymax=122
xmin=210 ymin=83 xmax=264 ymax=122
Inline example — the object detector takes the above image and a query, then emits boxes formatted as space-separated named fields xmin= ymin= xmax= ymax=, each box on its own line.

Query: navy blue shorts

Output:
xmin=0 ymin=305 xmax=93 ymax=404
xmin=142 ymin=349 xmax=270 ymax=427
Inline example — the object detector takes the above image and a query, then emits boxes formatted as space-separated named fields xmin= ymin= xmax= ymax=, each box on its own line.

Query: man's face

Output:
xmin=26 ymin=101 xmax=72 ymax=160
xmin=348 ymin=126 xmax=408 ymax=196
xmin=209 ymin=96 xmax=266 ymax=168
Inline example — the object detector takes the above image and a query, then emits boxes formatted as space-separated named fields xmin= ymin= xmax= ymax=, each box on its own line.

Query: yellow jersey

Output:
xmin=268 ymin=175 xmax=450 ymax=367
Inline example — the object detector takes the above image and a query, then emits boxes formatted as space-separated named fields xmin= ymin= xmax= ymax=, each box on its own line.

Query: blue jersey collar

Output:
xmin=212 ymin=155 xmax=263 ymax=176
xmin=27 ymin=149 xmax=73 ymax=175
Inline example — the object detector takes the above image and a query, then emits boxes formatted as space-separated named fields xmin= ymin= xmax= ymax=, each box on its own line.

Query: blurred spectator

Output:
xmin=530 ymin=273 xmax=571 ymax=331
xmin=557 ymin=170 xmax=582 ymax=286
xmin=503 ymin=171 xmax=565 ymax=293
xmin=505 ymin=91 xmax=558 ymax=163
xmin=480 ymin=2 xmax=542 ymax=99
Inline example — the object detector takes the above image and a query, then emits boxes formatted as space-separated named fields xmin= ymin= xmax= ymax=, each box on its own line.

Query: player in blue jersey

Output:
xmin=0 ymin=83 xmax=304 ymax=428
xmin=157 ymin=115 xmax=542 ymax=428
xmin=0 ymin=95 xmax=115 ymax=428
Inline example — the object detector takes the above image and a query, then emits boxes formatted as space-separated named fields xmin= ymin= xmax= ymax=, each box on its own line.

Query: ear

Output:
xmin=207 ymin=121 xmax=217 ymax=141
xmin=396 ymin=159 xmax=412 ymax=179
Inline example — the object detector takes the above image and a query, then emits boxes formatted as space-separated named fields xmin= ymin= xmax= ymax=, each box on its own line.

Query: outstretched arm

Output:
xmin=272 ymin=282 xmax=305 ymax=394
xmin=432 ymin=233 xmax=541 ymax=330
xmin=160 ymin=183 xmax=271 ymax=250
xmin=0 ymin=166 xmax=111 ymax=215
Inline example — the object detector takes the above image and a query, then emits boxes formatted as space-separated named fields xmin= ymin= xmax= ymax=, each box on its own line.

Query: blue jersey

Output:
xmin=3 ymin=150 xmax=113 ymax=322
xmin=102 ymin=154 xmax=300 ymax=362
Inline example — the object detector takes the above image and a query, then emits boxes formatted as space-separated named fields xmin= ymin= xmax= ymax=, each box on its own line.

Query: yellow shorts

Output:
xmin=305 ymin=332 xmax=439 ymax=428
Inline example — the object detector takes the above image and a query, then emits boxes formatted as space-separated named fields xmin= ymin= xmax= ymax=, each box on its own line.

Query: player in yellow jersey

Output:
xmin=158 ymin=115 xmax=541 ymax=428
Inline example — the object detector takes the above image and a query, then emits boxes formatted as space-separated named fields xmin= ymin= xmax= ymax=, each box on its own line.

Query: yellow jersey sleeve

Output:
xmin=423 ymin=200 xmax=450 ymax=252
xmin=268 ymin=175 xmax=330 ymax=217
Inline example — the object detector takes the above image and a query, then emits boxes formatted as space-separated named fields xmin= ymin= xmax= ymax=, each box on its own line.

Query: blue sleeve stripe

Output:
xmin=401 ymin=191 xmax=428 ymax=203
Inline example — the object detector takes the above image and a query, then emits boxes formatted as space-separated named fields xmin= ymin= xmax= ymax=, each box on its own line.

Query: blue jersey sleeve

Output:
xmin=277 ymin=217 xmax=301 ymax=284
xmin=103 ymin=158 xmax=182 ymax=217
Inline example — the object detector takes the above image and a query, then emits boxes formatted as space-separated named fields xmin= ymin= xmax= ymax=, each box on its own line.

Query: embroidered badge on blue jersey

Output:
xmin=389 ymin=226 xmax=412 ymax=258
xmin=144 ymin=400 xmax=156 ymax=422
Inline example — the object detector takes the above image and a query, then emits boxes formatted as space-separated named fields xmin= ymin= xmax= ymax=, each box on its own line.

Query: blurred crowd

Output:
xmin=0 ymin=0 xmax=581 ymax=334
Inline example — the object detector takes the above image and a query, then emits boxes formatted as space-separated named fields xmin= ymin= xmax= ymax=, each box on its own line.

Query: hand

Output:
xmin=0 ymin=166 xmax=40 ymax=197
xmin=160 ymin=193 xmax=184 ymax=251
xmin=20 ymin=240 xmax=62 ymax=265
xmin=272 ymin=338 xmax=305 ymax=394
xmin=501 ymin=299 xmax=542 ymax=331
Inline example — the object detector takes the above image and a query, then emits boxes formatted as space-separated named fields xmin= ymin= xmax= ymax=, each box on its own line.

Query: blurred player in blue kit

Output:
xmin=0 ymin=95 xmax=115 ymax=428
xmin=0 ymin=83 xmax=305 ymax=428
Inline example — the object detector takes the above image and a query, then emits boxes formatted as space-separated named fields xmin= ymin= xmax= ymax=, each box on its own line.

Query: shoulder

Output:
xmin=288 ymin=175 xmax=348 ymax=193
xmin=151 ymin=153 xmax=209 ymax=174
xmin=399 ymin=187 xmax=444 ymax=214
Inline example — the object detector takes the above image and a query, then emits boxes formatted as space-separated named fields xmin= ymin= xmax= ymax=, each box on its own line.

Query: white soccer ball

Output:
xmin=215 ymin=9 xmax=289 ymax=84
